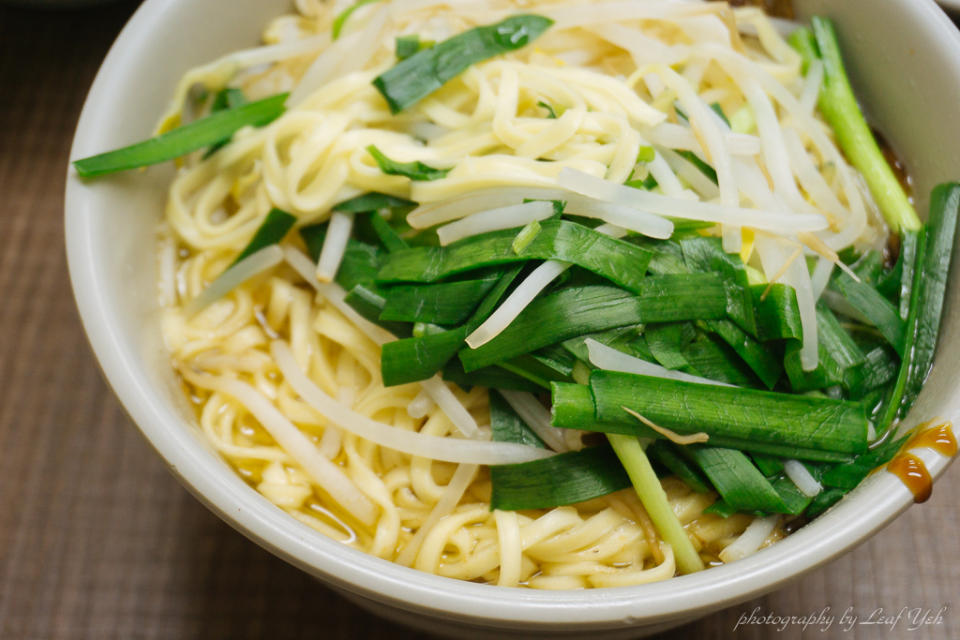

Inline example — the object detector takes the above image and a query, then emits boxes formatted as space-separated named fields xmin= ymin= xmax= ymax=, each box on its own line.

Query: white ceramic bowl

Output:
xmin=65 ymin=0 xmax=960 ymax=636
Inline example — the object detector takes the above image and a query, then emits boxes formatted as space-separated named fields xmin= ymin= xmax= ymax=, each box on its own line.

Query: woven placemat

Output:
xmin=0 ymin=3 xmax=957 ymax=638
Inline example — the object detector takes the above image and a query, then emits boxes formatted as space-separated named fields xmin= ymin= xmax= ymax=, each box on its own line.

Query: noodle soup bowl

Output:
xmin=65 ymin=0 xmax=960 ymax=636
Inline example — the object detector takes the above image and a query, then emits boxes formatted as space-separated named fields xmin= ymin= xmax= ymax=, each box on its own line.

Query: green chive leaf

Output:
xmin=230 ymin=208 xmax=296 ymax=267
xmin=332 ymin=0 xmax=381 ymax=40
xmin=367 ymin=145 xmax=450 ymax=181
xmin=585 ymin=370 xmax=870 ymax=455
xmin=372 ymin=15 xmax=553 ymax=113
xmin=376 ymin=220 xmax=653 ymax=293
xmin=73 ymin=93 xmax=288 ymax=177
xmin=395 ymin=34 xmax=431 ymax=60
xmin=379 ymin=274 xmax=500 ymax=325
xmin=460 ymin=278 xmax=730 ymax=372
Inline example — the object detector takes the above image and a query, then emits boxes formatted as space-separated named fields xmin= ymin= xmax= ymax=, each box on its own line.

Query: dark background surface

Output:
xmin=1 ymin=2 xmax=958 ymax=638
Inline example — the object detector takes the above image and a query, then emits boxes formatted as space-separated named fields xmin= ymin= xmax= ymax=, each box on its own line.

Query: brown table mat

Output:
xmin=1 ymin=3 xmax=958 ymax=638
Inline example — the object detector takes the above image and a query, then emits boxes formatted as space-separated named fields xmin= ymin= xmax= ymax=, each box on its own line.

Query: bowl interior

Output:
xmin=65 ymin=0 xmax=960 ymax=633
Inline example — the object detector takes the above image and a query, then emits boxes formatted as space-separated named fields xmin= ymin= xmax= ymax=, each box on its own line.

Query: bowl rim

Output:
xmin=64 ymin=0 xmax=960 ymax=628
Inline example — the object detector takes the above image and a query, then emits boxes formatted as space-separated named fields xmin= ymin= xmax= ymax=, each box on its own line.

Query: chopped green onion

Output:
xmin=211 ymin=87 xmax=248 ymax=112
xmin=301 ymin=224 xmax=382 ymax=291
xmin=395 ymin=35 xmax=417 ymax=60
xmin=370 ymin=214 xmax=410 ymax=253
xmin=333 ymin=191 xmax=416 ymax=214
xmin=709 ymin=102 xmax=731 ymax=127
xmin=847 ymin=345 xmax=897 ymax=399
xmin=442 ymin=360 xmax=541 ymax=393
xmin=703 ymin=500 xmax=737 ymax=518
xmin=460 ymin=278 xmax=731 ymax=372
xmin=501 ymin=346 xmax=576 ymax=389
xmin=498 ymin=361 xmax=553 ymax=390
xmin=804 ymin=487 xmax=846 ymax=518
xmin=511 ymin=219 xmax=542 ymax=254
xmin=753 ymin=284 xmax=802 ymax=341
xmin=850 ymin=250 xmax=884 ymax=284
xmin=491 ymin=446 xmax=632 ymax=511
xmin=878 ymin=183 xmax=960 ymax=430
xmin=490 ymin=390 xmax=546 ymax=448
xmin=791 ymin=19 xmax=920 ymax=233
xmin=395 ymin=34 xmax=431 ymax=60
xmin=367 ymin=145 xmax=450 ymax=181
xmin=376 ymin=220 xmax=653 ymax=293
xmin=230 ymin=208 xmax=296 ymax=267
xmin=829 ymin=271 xmax=905 ymax=355
xmin=784 ymin=306 xmax=866 ymax=393
xmin=551 ymin=376 xmax=856 ymax=463
xmin=682 ymin=335 xmax=758 ymax=388
xmin=73 ymin=93 xmax=288 ymax=177
xmin=682 ymin=447 xmax=789 ymax=514
xmin=897 ymin=230 xmax=920 ymax=321
xmin=562 ymin=325 xmax=647 ymax=363
xmin=382 ymin=327 xmax=468 ymax=387
xmin=204 ymin=88 xmax=248 ymax=157
xmin=587 ymin=370 xmax=869 ymax=455
xmin=636 ymin=145 xmax=656 ymax=164
xmin=819 ymin=433 xmax=906 ymax=490
xmin=647 ymin=441 xmax=711 ymax=493
xmin=550 ymin=382 xmax=598 ymax=430
xmin=332 ymin=0 xmax=381 ymax=40
xmin=701 ymin=319 xmax=781 ymax=389
xmin=537 ymin=101 xmax=558 ymax=119
xmin=635 ymin=237 xmax=687 ymax=275
xmin=644 ymin=322 xmax=696 ymax=371
xmin=373 ymin=15 xmax=553 ymax=113
xmin=343 ymin=284 xmax=410 ymax=338
xmin=412 ymin=321 xmax=444 ymax=338
xmin=607 ymin=434 xmax=704 ymax=574
xmin=770 ymin=475 xmax=814 ymax=515
xmin=677 ymin=150 xmax=718 ymax=185
xmin=380 ymin=265 xmax=523 ymax=386
xmin=900 ymin=184 xmax=960 ymax=405
xmin=625 ymin=175 xmax=659 ymax=191
xmin=751 ymin=454 xmax=785 ymax=477
xmin=379 ymin=274 xmax=500 ymax=325
xmin=681 ymin=236 xmax=756 ymax=336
